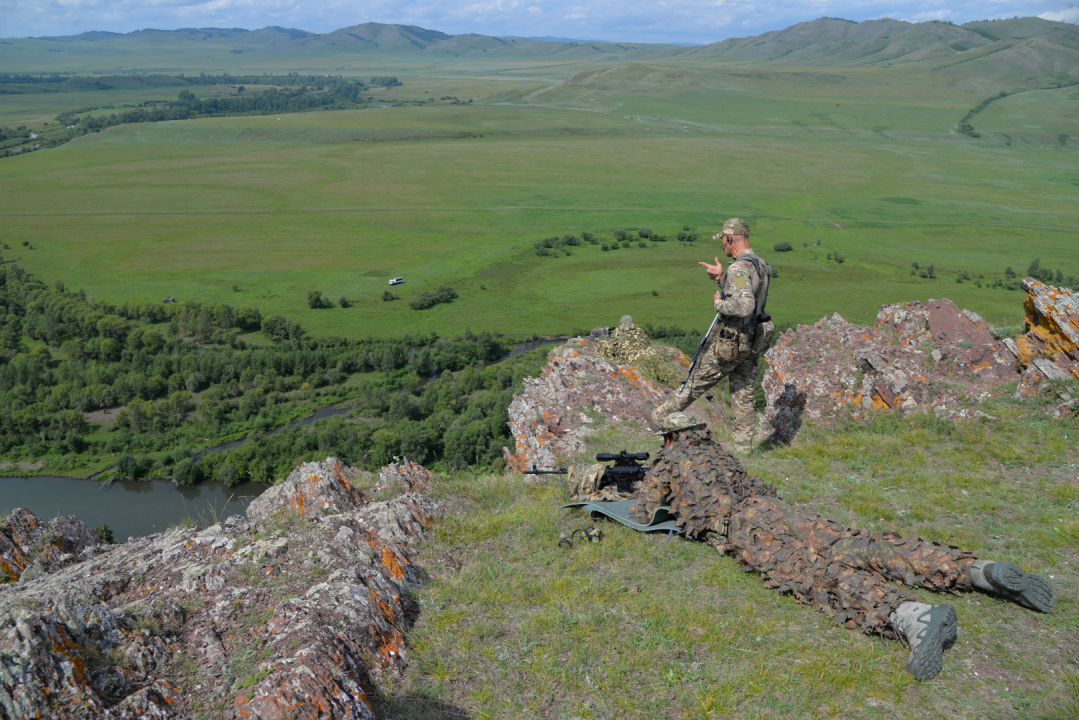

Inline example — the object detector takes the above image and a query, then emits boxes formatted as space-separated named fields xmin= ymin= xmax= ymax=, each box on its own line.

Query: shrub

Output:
xmin=410 ymin=285 xmax=458 ymax=310
xmin=601 ymin=244 xmax=610 ymax=251
xmin=638 ymin=241 xmax=648 ymax=248
xmin=773 ymin=242 xmax=793 ymax=252
xmin=116 ymin=454 xmax=138 ymax=479
xmin=637 ymin=228 xmax=653 ymax=239
xmin=307 ymin=290 xmax=329 ymax=309
xmin=94 ymin=524 xmax=114 ymax=544
xmin=382 ymin=291 xmax=398 ymax=302
xmin=338 ymin=297 xmax=350 ymax=308
xmin=581 ymin=232 xmax=597 ymax=244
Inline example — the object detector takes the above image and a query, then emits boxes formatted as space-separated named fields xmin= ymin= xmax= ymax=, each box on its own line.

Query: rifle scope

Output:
xmin=595 ymin=451 xmax=650 ymax=462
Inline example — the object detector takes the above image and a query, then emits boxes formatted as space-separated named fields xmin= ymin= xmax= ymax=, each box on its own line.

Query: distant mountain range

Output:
xmin=5 ymin=17 xmax=1077 ymax=76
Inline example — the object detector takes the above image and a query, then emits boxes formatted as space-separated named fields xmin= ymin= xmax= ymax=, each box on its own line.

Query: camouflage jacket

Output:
xmin=714 ymin=250 xmax=765 ymax=324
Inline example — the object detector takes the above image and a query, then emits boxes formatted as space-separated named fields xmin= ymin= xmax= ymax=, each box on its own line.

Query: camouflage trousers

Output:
xmin=566 ymin=463 xmax=638 ymax=502
xmin=657 ymin=348 xmax=760 ymax=448
xmin=727 ymin=496 xmax=977 ymax=637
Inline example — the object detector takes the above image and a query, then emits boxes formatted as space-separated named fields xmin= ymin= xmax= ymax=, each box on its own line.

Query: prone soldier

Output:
xmin=629 ymin=412 xmax=1054 ymax=681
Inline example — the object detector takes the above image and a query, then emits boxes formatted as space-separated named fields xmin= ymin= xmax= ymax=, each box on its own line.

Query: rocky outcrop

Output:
xmin=375 ymin=459 xmax=432 ymax=495
xmin=0 ymin=458 xmax=441 ymax=719
xmin=760 ymin=283 xmax=1079 ymax=442
xmin=502 ymin=339 xmax=666 ymax=475
xmin=245 ymin=457 xmax=366 ymax=523
xmin=0 ymin=508 xmax=102 ymax=583
xmin=502 ymin=338 xmax=723 ymax=476
xmin=1013 ymin=280 xmax=1079 ymax=415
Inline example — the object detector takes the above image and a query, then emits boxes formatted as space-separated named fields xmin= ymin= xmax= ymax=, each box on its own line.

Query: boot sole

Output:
xmin=1019 ymin=573 xmax=1054 ymax=613
xmin=906 ymin=605 xmax=957 ymax=682
xmin=987 ymin=562 xmax=1054 ymax=613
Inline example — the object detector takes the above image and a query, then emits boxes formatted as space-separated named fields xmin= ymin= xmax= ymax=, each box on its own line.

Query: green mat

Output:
xmin=559 ymin=500 xmax=682 ymax=534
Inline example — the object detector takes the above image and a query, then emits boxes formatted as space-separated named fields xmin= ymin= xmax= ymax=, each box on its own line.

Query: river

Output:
xmin=0 ymin=475 xmax=264 ymax=541
xmin=0 ymin=339 xmax=564 ymax=540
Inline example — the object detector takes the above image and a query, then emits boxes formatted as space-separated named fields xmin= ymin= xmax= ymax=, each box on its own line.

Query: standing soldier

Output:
xmin=644 ymin=218 xmax=774 ymax=453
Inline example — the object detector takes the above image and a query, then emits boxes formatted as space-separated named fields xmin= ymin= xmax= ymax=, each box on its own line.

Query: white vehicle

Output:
xmin=389 ymin=277 xmax=405 ymax=286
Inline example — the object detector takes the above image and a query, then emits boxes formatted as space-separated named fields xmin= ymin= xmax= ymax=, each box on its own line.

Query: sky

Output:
xmin=1 ymin=0 xmax=1076 ymax=44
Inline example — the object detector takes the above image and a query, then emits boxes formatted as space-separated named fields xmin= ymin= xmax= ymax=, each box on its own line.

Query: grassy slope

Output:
xmin=380 ymin=399 xmax=1079 ymax=719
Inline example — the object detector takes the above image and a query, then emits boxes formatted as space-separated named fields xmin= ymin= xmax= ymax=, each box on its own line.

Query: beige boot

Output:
xmin=641 ymin=400 xmax=671 ymax=432
xmin=968 ymin=560 xmax=1054 ymax=613
xmin=889 ymin=602 xmax=957 ymax=681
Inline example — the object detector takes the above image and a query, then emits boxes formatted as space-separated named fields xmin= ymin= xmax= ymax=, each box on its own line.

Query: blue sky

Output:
xmin=1 ymin=0 xmax=1076 ymax=43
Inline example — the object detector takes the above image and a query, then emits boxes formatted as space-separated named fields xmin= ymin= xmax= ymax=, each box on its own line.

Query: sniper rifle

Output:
xmin=524 ymin=450 xmax=650 ymax=494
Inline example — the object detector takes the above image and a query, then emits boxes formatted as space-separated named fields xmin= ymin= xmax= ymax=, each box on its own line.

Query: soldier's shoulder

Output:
xmin=731 ymin=253 xmax=766 ymax=276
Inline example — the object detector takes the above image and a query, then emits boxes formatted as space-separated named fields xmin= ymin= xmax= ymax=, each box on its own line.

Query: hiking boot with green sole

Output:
xmin=890 ymin=602 xmax=957 ymax=682
xmin=969 ymin=560 xmax=1054 ymax=613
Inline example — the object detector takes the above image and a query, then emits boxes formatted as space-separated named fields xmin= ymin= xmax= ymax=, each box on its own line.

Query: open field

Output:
xmin=381 ymin=403 xmax=1079 ymax=719
xmin=0 ymin=96 xmax=1076 ymax=338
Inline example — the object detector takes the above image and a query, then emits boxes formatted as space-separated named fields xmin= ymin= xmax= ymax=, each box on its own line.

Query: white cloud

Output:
xmin=0 ymin=0 xmax=1075 ymax=43
xmin=910 ymin=9 xmax=953 ymax=21
xmin=1039 ymin=5 xmax=1079 ymax=21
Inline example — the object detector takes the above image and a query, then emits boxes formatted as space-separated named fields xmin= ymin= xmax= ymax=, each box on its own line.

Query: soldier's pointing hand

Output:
xmin=699 ymin=257 xmax=724 ymax=281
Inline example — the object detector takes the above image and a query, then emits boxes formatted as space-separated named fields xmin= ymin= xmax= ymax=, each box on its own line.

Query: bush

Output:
xmin=833 ymin=252 xmax=845 ymax=264
xmin=601 ymin=244 xmax=610 ymax=252
xmin=338 ymin=296 xmax=350 ymax=308
xmin=773 ymin=242 xmax=793 ymax=252
xmin=638 ymin=241 xmax=648 ymax=248
xmin=638 ymin=228 xmax=653 ymax=239
xmin=116 ymin=454 xmax=139 ymax=479
xmin=581 ymin=232 xmax=597 ymax=244
xmin=94 ymin=524 xmax=114 ymax=544
xmin=382 ymin=291 xmax=398 ymax=302
xmin=410 ymin=285 xmax=458 ymax=310
xmin=307 ymin=290 xmax=330 ymax=309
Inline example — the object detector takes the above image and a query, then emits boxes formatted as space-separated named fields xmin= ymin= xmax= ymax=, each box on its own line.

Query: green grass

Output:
xmin=0 ymin=99 xmax=1076 ymax=338
xmin=382 ymin=402 xmax=1079 ymax=719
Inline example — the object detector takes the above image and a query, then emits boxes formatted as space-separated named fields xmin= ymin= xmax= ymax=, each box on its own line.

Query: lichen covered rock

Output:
xmin=247 ymin=457 xmax=366 ymax=522
xmin=1013 ymin=279 xmax=1079 ymax=415
xmin=760 ymin=298 xmax=1019 ymax=443
xmin=502 ymin=339 xmax=666 ymax=475
xmin=376 ymin=459 xmax=432 ymax=495
xmin=0 ymin=508 xmax=102 ymax=583
xmin=0 ymin=457 xmax=442 ymax=718
xmin=502 ymin=338 xmax=721 ymax=476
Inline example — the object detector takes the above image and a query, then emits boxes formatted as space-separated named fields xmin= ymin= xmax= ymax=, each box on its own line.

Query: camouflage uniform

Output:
xmin=593 ymin=322 xmax=654 ymax=366
xmin=566 ymin=462 xmax=640 ymax=502
xmin=630 ymin=428 xmax=978 ymax=637
xmin=654 ymin=243 xmax=771 ymax=450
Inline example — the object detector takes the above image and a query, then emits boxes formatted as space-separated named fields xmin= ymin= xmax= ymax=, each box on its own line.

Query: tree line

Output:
xmin=0 ymin=261 xmax=546 ymax=482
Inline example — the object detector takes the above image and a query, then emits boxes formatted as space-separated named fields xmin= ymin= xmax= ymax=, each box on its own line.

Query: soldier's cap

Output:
xmin=657 ymin=412 xmax=707 ymax=434
xmin=721 ymin=218 xmax=750 ymax=237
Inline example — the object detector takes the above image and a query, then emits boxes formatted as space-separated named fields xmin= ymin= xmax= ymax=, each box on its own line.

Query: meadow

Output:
xmin=1 ymin=93 xmax=1076 ymax=339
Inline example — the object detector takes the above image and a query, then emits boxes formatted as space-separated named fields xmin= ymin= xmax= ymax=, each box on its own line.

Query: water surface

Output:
xmin=0 ymin=476 xmax=265 ymax=541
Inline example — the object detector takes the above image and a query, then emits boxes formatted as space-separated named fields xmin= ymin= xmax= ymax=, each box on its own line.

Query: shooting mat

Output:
xmin=559 ymin=500 xmax=681 ymax=534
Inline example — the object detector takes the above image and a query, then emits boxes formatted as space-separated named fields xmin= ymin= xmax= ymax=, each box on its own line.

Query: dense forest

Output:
xmin=0 ymin=262 xmax=549 ymax=484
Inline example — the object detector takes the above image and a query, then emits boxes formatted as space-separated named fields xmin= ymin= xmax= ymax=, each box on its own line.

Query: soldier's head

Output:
xmin=715 ymin=218 xmax=750 ymax=259
xmin=657 ymin=412 xmax=707 ymax=445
